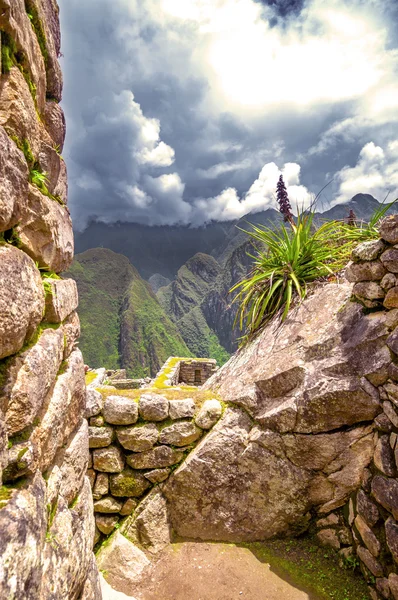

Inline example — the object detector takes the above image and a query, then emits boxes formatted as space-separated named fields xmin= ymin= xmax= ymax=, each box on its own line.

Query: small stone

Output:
xmin=376 ymin=578 xmax=391 ymax=599
xmin=195 ymin=399 xmax=222 ymax=429
xmin=88 ymin=453 xmax=93 ymax=469
xmin=355 ymin=515 xmax=381 ymax=557
xmin=389 ymin=364 xmax=398 ymax=382
xmin=386 ymin=517 xmax=398 ymax=563
xmin=96 ymin=531 xmax=150 ymax=588
xmin=88 ymin=426 xmax=114 ymax=448
xmin=346 ymin=261 xmax=386 ymax=282
xmin=120 ymin=498 xmax=139 ymax=516
xmin=95 ymin=514 xmax=119 ymax=535
xmin=169 ymin=399 xmax=196 ymax=420
xmin=374 ymin=434 xmax=397 ymax=477
xmin=352 ymin=240 xmax=386 ymax=262
xmin=103 ymin=396 xmax=139 ymax=425
xmin=87 ymin=469 xmax=96 ymax=488
xmin=375 ymin=413 xmax=394 ymax=432
xmin=353 ymin=282 xmax=385 ymax=300
xmin=144 ymin=468 xmax=171 ymax=484
xmin=316 ymin=529 xmax=340 ymax=550
xmin=381 ymin=273 xmax=397 ymax=291
xmin=338 ymin=547 xmax=353 ymax=569
xmin=389 ymin=573 xmax=398 ymax=600
xmin=357 ymin=546 xmax=384 ymax=577
xmin=385 ymin=288 xmax=398 ymax=309
xmin=109 ymin=467 xmax=152 ymax=497
xmin=139 ymin=393 xmax=169 ymax=421
xmin=357 ymin=490 xmax=380 ymax=527
xmin=93 ymin=496 xmax=123 ymax=513
xmin=126 ymin=445 xmax=184 ymax=469
xmin=159 ymin=421 xmax=202 ymax=446
xmin=316 ymin=513 xmax=339 ymax=528
xmin=386 ymin=309 xmax=398 ymax=329
xmin=372 ymin=475 xmax=398 ymax=519
xmin=85 ymin=389 xmax=104 ymax=418
xmin=93 ymin=473 xmax=109 ymax=497
xmin=93 ymin=446 xmax=125 ymax=473
xmin=387 ymin=329 xmax=398 ymax=356
xmin=381 ymin=249 xmax=398 ymax=274
xmin=379 ymin=216 xmax=398 ymax=244
xmin=116 ymin=423 xmax=159 ymax=452
xmin=89 ymin=416 xmax=105 ymax=427
xmin=338 ymin=527 xmax=353 ymax=545
xmin=383 ymin=402 xmax=398 ymax=428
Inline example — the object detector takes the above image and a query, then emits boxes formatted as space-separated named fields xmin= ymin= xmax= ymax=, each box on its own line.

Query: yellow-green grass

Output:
xmin=96 ymin=385 xmax=222 ymax=409
xmin=85 ymin=371 xmax=97 ymax=386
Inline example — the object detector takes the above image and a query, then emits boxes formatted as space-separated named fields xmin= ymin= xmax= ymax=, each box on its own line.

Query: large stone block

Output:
xmin=93 ymin=445 xmax=125 ymax=473
xmin=139 ymin=393 xmax=169 ymax=421
xmin=159 ymin=421 xmax=202 ymax=446
xmin=109 ymin=467 xmax=152 ymax=497
xmin=17 ymin=185 xmax=73 ymax=272
xmin=169 ymin=398 xmax=196 ymax=420
xmin=103 ymin=396 xmax=139 ymax=425
xmin=195 ymin=399 xmax=222 ymax=429
xmin=43 ymin=277 xmax=78 ymax=322
xmin=0 ymin=245 xmax=45 ymax=359
xmin=116 ymin=423 xmax=159 ymax=452
xmin=89 ymin=426 xmax=114 ymax=448
xmin=122 ymin=490 xmax=170 ymax=556
xmin=86 ymin=389 xmax=104 ymax=419
xmin=381 ymin=248 xmax=398 ymax=273
xmin=371 ymin=476 xmax=398 ymax=520
xmin=0 ymin=125 xmax=28 ymax=232
xmin=352 ymin=240 xmax=386 ymax=262
xmin=43 ymin=100 xmax=66 ymax=150
xmin=2 ymin=327 xmax=64 ymax=435
xmin=79 ymin=554 xmax=102 ymax=600
xmin=346 ymin=261 xmax=386 ymax=283
xmin=31 ymin=0 xmax=63 ymax=101
xmin=379 ymin=215 xmax=398 ymax=244
xmin=127 ymin=445 xmax=184 ymax=470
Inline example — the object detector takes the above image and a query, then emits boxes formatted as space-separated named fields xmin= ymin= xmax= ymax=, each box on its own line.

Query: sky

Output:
xmin=59 ymin=0 xmax=398 ymax=230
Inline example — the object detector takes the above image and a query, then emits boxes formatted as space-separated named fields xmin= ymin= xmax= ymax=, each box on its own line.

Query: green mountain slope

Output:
xmin=65 ymin=248 xmax=191 ymax=377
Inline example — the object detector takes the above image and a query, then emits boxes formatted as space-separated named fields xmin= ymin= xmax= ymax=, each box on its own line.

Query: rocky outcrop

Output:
xmin=0 ymin=2 xmax=99 ymax=597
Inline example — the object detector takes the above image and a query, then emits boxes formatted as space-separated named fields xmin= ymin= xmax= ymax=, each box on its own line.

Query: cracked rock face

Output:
xmin=163 ymin=284 xmax=384 ymax=541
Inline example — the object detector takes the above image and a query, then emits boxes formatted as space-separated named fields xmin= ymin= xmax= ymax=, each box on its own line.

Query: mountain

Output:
xmin=65 ymin=248 xmax=191 ymax=377
xmin=74 ymin=195 xmax=382 ymax=280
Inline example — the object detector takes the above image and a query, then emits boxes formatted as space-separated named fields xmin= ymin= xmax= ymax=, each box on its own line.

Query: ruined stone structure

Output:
xmin=156 ymin=356 xmax=218 ymax=387
xmin=0 ymin=2 xmax=100 ymax=598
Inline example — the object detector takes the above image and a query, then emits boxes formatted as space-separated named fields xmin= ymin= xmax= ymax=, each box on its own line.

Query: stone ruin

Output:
xmin=156 ymin=356 xmax=218 ymax=387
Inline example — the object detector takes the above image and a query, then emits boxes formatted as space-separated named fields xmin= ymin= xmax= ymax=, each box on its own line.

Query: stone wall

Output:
xmin=87 ymin=390 xmax=222 ymax=546
xmin=178 ymin=359 xmax=217 ymax=386
xmin=0 ymin=2 xmax=100 ymax=598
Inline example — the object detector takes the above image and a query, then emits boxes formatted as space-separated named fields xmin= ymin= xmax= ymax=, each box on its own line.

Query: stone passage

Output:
xmin=0 ymin=2 xmax=99 ymax=598
xmin=86 ymin=388 xmax=222 ymax=545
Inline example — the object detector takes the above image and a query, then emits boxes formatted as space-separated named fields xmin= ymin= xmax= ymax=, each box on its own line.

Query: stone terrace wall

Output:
xmin=86 ymin=390 xmax=222 ymax=546
xmin=0 ymin=2 xmax=100 ymax=598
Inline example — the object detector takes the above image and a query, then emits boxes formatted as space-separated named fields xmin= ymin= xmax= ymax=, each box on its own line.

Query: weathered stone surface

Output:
xmin=94 ymin=496 xmax=123 ymax=514
xmin=89 ymin=426 xmax=114 ymax=448
xmin=381 ymin=248 xmax=398 ymax=273
xmin=164 ymin=408 xmax=312 ymax=541
xmin=96 ymin=514 xmax=119 ymax=536
xmin=0 ymin=245 xmax=45 ymax=359
xmin=103 ymin=396 xmax=139 ymax=425
xmin=0 ymin=125 xmax=28 ymax=232
xmin=383 ymin=402 xmax=398 ymax=428
xmin=159 ymin=421 xmax=202 ymax=446
xmin=43 ymin=100 xmax=66 ymax=150
xmin=30 ymin=348 xmax=86 ymax=472
xmin=38 ymin=143 xmax=68 ymax=204
xmin=2 ymin=440 xmax=35 ymax=482
xmin=355 ymin=515 xmax=381 ymax=557
xmin=353 ymin=282 xmax=385 ymax=300
xmin=96 ymin=532 xmax=150 ymax=593
xmin=357 ymin=490 xmax=380 ymax=527
xmin=62 ymin=310 xmax=80 ymax=359
xmin=87 ymin=469 xmax=96 ymax=489
xmin=316 ymin=513 xmax=339 ymax=528
xmin=352 ymin=240 xmax=386 ymax=262
xmin=387 ymin=329 xmax=398 ymax=356
xmin=386 ymin=517 xmax=398 ymax=563
xmin=2 ymin=326 xmax=64 ymax=435
xmin=43 ymin=277 xmax=78 ymax=323
xmin=195 ymin=399 xmax=222 ymax=429
xmin=41 ymin=478 xmax=95 ymax=600
xmin=389 ymin=573 xmax=398 ymax=599
xmin=93 ymin=445 xmax=125 ymax=473
xmin=120 ymin=498 xmax=139 ymax=517
xmin=79 ymin=554 xmax=102 ymax=600
xmin=169 ymin=398 xmax=196 ymax=420
xmin=346 ymin=261 xmax=386 ymax=282
xmin=374 ymin=434 xmax=397 ymax=476
xmin=384 ymin=287 xmax=398 ymax=309
xmin=90 ymin=416 xmax=105 ymax=427
xmin=144 ymin=468 xmax=170 ymax=483
xmin=376 ymin=578 xmax=391 ymax=599
xmin=389 ymin=363 xmax=398 ymax=382
xmin=381 ymin=273 xmax=397 ymax=291
xmin=122 ymin=490 xmax=171 ymax=556
xmin=86 ymin=389 xmax=104 ymax=418
xmin=139 ymin=393 xmax=169 ymax=421
xmin=375 ymin=412 xmax=394 ymax=432
xmin=357 ymin=546 xmax=384 ymax=577
xmin=127 ymin=445 xmax=184 ymax=470
xmin=32 ymin=0 xmax=63 ymax=101
xmin=372 ymin=476 xmax=398 ymax=519
xmin=110 ymin=468 xmax=152 ymax=498
xmin=116 ymin=423 xmax=158 ymax=452
xmin=379 ymin=215 xmax=398 ymax=244
xmin=0 ymin=472 xmax=46 ymax=598
xmin=316 ymin=529 xmax=340 ymax=550
xmin=93 ymin=473 xmax=109 ymax=497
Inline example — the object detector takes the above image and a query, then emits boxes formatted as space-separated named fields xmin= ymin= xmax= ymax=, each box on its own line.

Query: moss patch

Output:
xmin=25 ymin=1 xmax=48 ymax=66
xmin=85 ymin=371 xmax=97 ymax=386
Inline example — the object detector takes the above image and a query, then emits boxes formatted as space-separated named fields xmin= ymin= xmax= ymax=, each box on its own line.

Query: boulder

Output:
xmin=120 ymin=498 xmax=139 ymax=517
xmin=169 ymin=398 xmax=196 ymax=420
xmin=43 ymin=277 xmax=78 ymax=323
xmin=352 ymin=240 xmax=386 ymax=262
xmin=372 ymin=476 xmax=398 ymax=519
xmin=0 ymin=245 xmax=45 ymax=359
xmin=159 ymin=421 xmax=202 ymax=446
xmin=93 ymin=446 xmax=125 ymax=473
xmin=93 ymin=473 xmax=109 ymax=497
xmin=109 ymin=468 xmax=152 ymax=498
xmin=195 ymin=399 xmax=222 ymax=429
xmin=96 ymin=532 xmax=150 ymax=593
xmin=89 ymin=426 xmax=114 ymax=448
xmin=122 ymin=490 xmax=171 ymax=556
xmin=96 ymin=514 xmax=119 ymax=536
xmin=374 ymin=434 xmax=397 ymax=477
xmin=379 ymin=215 xmax=398 ymax=244
xmin=103 ymin=396 xmax=138 ymax=425
xmin=355 ymin=515 xmax=381 ymax=557
xmin=2 ymin=326 xmax=64 ymax=435
xmin=144 ymin=468 xmax=170 ymax=483
xmin=353 ymin=282 xmax=385 ymax=300
xmin=381 ymin=273 xmax=397 ymax=291
xmin=79 ymin=554 xmax=102 ymax=600
xmin=139 ymin=393 xmax=169 ymax=421
xmin=345 ymin=261 xmax=386 ymax=282
xmin=357 ymin=490 xmax=380 ymax=527
xmin=116 ymin=423 xmax=158 ymax=452
xmin=381 ymin=248 xmax=398 ymax=273
xmin=17 ymin=186 xmax=73 ymax=272
xmin=127 ymin=446 xmax=184 ymax=470
xmin=385 ymin=287 xmax=398 ymax=309
xmin=85 ymin=389 xmax=104 ymax=418
xmin=0 ymin=125 xmax=28 ymax=232
xmin=357 ymin=546 xmax=384 ymax=577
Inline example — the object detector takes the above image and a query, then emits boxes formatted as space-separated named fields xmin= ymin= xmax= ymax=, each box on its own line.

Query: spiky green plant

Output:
xmin=29 ymin=169 xmax=50 ymax=194
xmin=339 ymin=198 xmax=398 ymax=242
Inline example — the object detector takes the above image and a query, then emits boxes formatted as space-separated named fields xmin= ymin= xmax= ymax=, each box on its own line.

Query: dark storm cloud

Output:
xmin=59 ymin=0 xmax=398 ymax=228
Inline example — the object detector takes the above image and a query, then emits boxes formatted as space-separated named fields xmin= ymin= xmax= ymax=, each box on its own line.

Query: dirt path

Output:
xmin=132 ymin=542 xmax=312 ymax=600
